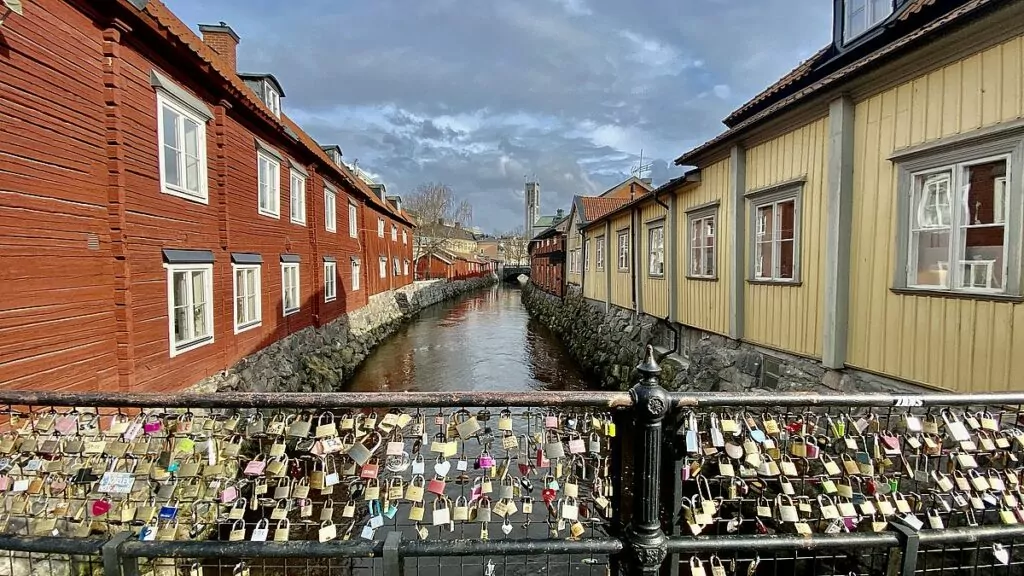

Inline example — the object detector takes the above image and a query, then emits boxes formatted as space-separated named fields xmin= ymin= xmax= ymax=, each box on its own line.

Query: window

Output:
xmin=325 ymin=189 xmax=337 ymax=233
xmin=232 ymin=264 xmax=262 ymax=333
xmin=281 ymin=263 xmax=300 ymax=316
xmin=648 ymin=223 xmax=665 ymax=277
xmin=402 ymin=230 xmax=408 ymax=245
xmin=404 ymin=259 xmax=410 ymax=276
xmin=349 ymin=203 xmax=358 ymax=238
xmin=289 ymin=170 xmax=306 ymax=225
xmin=595 ymin=236 xmax=605 ymax=271
xmin=265 ymin=82 xmax=280 ymax=118
xmin=749 ymin=187 xmax=801 ymax=282
xmin=843 ymin=0 xmax=893 ymax=43
xmin=907 ymin=157 xmax=1011 ymax=292
xmin=378 ymin=218 xmax=385 ymax=238
xmin=584 ymin=239 xmax=590 ymax=272
xmin=393 ymin=257 xmax=401 ymax=276
xmin=258 ymin=152 xmax=280 ymax=217
xmin=352 ymin=258 xmax=361 ymax=291
xmin=324 ymin=261 xmax=337 ymax=302
xmin=391 ymin=225 xmax=398 ymax=242
xmin=167 ymin=264 xmax=213 ymax=356
xmin=688 ymin=208 xmax=717 ymax=278
xmin=617 ymin=230 xmax=629 ymax=271
xmin=379 ymin=257 xmax=387 ymax=278
xmin=157 ymin=93 xmax=207 ymax=202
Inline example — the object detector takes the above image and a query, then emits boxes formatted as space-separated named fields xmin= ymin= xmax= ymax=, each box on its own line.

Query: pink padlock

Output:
xmin=805 ymin=436 xmax=820 ymax=458
xmin=427 ymin=476 xmax=446 ymax=495
xmin=91 ymin=498 xmax=112 ymax=516
xmin=479 ymin=453 xmax=495 ymax=468
xmin=143 ymin=417 xmax=162 ymax=434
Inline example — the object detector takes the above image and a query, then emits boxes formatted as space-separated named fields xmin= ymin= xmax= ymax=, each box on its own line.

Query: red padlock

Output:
xmin=91 ymin=498 xmax=111 ymax=516
xmin=536 ymin=449 xmax=550 ymax=469
xmin=542 ymin=488 xmax=556 ymax=503
xmin=427 ymin=476 xmax=446 ymax=495
xmin=360 ymin=461 xmax=379 ymax=480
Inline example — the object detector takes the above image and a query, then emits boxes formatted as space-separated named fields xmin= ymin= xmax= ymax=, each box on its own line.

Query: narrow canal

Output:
xmin=345 ymin=284 xmax=590 ymax=392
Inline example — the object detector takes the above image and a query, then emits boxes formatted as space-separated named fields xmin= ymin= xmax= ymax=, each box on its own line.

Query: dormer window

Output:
xmin=264 ymin=82 xmax=280 ymax=117
xmin=843 ymin=0 xmax=894 ymax=43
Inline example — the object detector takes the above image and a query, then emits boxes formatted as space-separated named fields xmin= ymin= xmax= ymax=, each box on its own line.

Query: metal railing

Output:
xmin=0 ymin=349 xmax=1022 ymax=575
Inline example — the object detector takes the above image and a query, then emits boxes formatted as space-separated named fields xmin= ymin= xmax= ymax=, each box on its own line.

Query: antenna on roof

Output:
xmin=631 ymin=148 xmax=653 ymax=181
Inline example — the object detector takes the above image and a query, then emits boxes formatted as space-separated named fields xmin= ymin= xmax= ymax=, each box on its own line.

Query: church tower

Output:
xmin=524 ymin=181 xmax=540 ymax=235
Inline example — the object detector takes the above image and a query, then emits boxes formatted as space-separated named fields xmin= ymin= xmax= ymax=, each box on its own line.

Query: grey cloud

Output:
xmin=168 ymin=0 xmax=832 ymax=232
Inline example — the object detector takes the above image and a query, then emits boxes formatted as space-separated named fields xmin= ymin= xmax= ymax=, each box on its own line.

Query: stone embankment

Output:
xmin=193 ymin=275 xmax=497 ymax=393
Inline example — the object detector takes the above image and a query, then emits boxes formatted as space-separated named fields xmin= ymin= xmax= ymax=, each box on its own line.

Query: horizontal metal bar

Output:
xmin=399 ymin=538 xmax=624 ymax=557
xmin=0 ymin=536 xmax=105 ymax=555
xmin=0 ymin=391 xmax=634 ymax=409
xmin=671 ymin=392 xmax=1024 ymax=408
xmin=665 ymin=533 xmax=899 ymax=553
xmin=119 ymin=539 xmax=383 ymax=558
xmin=917 ymin=525 xmax=1024 ymax=546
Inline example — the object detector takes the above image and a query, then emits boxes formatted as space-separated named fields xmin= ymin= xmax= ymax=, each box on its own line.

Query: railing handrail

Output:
xmin=670 ymin=391 xmax=1024 ymax=407
xmin=0 ymin=390 xmax=634 ymax=409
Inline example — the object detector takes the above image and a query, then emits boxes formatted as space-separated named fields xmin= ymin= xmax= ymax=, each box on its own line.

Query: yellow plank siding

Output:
xmin=743 ymin=116 xmax=829 ymax=358
xmin=565 ymin=209 xmax=582 ymax=286
xmin=583 ymin=229 xmax=608 ymax=302
xmin=610 ymin=212 xmax=633 ymax=310
xmin=676 ymin=158 xmax=731 ymax=334
xmin=847 ymin=34 xmax=1024 ymax=392
xmin=639 ymin=201 xmax=670 ymax=318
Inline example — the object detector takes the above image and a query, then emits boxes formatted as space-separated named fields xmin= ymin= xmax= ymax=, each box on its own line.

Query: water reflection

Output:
xmin=345 ymin=284 xmax=589 ymax=392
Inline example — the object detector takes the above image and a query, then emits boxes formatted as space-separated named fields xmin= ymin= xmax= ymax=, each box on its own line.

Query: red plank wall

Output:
xmin=0 ymin=0 xmax=119 ymax=391
xmin=0 ymin=0 xmax=417 ymax=392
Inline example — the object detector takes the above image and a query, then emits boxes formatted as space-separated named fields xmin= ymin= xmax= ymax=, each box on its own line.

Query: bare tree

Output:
xmin=405 ymin=183 xmax=473 ymax=278
xmin=501 ymin=226 xmax=530 ymax=267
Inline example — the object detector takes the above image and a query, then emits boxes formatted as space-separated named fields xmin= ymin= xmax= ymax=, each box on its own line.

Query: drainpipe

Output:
xmin=580 ymin=229 xmax=586 ymax=297
xmin=630 ymin=203 xmax=639 ymax=315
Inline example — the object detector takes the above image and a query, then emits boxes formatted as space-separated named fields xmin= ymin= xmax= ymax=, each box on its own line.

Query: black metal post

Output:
xmin=625 ymin=345 xmax=670 ymax=575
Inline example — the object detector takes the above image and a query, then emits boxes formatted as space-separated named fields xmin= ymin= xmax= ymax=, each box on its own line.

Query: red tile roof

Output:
xmin=132 ymin=0 xmax=412 ymax=226
xmin=579 ymin=197 xmax=630 ymax=223
xmin=724 ymin=45 xmax=831 ymax=128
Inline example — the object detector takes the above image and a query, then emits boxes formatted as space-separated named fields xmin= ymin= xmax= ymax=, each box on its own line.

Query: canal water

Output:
xmin=345 ymin=284 xmax=589 ymax=392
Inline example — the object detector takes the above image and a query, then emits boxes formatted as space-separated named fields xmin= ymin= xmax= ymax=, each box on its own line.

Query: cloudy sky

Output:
xmin=166 ymin=0 xmax=832 ymax=233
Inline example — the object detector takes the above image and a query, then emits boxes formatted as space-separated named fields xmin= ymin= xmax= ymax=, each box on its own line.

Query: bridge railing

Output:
xmin=0 ymin=350 xmax=1024 ymax=576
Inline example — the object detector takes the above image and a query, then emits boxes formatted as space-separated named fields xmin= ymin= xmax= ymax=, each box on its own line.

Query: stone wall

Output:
xmin=523 ymin=281 xmax=931 ymax=395
xmin=193 ymin=275 xmax=497 ymax=393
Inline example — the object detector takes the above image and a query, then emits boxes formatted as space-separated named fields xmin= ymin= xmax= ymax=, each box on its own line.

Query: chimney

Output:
xmin=641 ymin=177 xmax=653 ymax=186
xmin=199 ymin=22 xmax=240 ymax=72
xmin=556 ymin=208 xmax=564 ymax=218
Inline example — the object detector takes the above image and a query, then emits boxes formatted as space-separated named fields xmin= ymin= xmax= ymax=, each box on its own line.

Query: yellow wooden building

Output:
xmin=582 ymin=0 xmax=1024 ymax=393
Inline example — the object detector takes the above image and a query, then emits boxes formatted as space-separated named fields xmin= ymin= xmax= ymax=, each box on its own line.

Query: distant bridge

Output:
xmin=502 ymin=266 xmax=530 ymax=282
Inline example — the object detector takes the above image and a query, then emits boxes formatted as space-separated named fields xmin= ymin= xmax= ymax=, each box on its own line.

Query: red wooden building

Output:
xmin=415 ymin=250 xmax=494 ymax=281
xmin=0 ymin=0 xmax=413 ymax=392
xmin=529 ymin=217 xmax=568 ymax=297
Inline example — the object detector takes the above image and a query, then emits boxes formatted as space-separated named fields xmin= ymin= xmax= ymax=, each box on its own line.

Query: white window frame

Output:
xmin=379 ymin=256 xmax=388 ymax=278
xmin=391 ymin=225 xmax=398 ymax=242
xmin=232 ymin=264 xmax=262 ymax=334
xmin=352 ymin=258 xmax=361 ymax=291
xmin=402 ymin=230 xmax=408 ymax=245
xmin=584 ymin=239 xmax=591 ymax=272
xmin=348 ymin=203 xmax=359 ymax=238
xmin=156 ymin=92 xmax=209 ymax=203
xmin=166 ymin=263 xmax=214 ymax=357
xmin=687 ymin=205 xmax=718 ymax=279
xmin=892 ymin=127 xmax=1024 ymax=297
xmin=907 ymin=156 xmax=1012 ymax=294
xmin=595 ymin=235 xmax=605 ymax=271
xmin=325 ymin=188 xmax=337 ymax=233
xmin=748 ymin=185 xmax=802 ymax=283
xmin=378 ymin=218 xmax=385 ymax=238
xmin=647 ymin=221 xmax=666 ymax=278
xmin=257 ymin=152 xmax=281 ymax=218
xmin=265 ymin=81 xmax=281 ymax=118
xmin=617 ymin=230 xmax=629 ymax=271
xmin=843 ymin=0 xmax=893 ymax=44
xmin=324 ymin=261 xmax=337 ymax=302
xmin=404 ymin=259 xmax=410 ymax=276
xmin=289 ymin=170 xmax=306 ymax=225
xmin=281 ymin=262 xmax=300 ymax=316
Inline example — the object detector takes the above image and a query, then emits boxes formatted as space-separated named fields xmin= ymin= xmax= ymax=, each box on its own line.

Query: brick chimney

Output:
xmin=198 ymin=22 xmax=239 ymax=71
